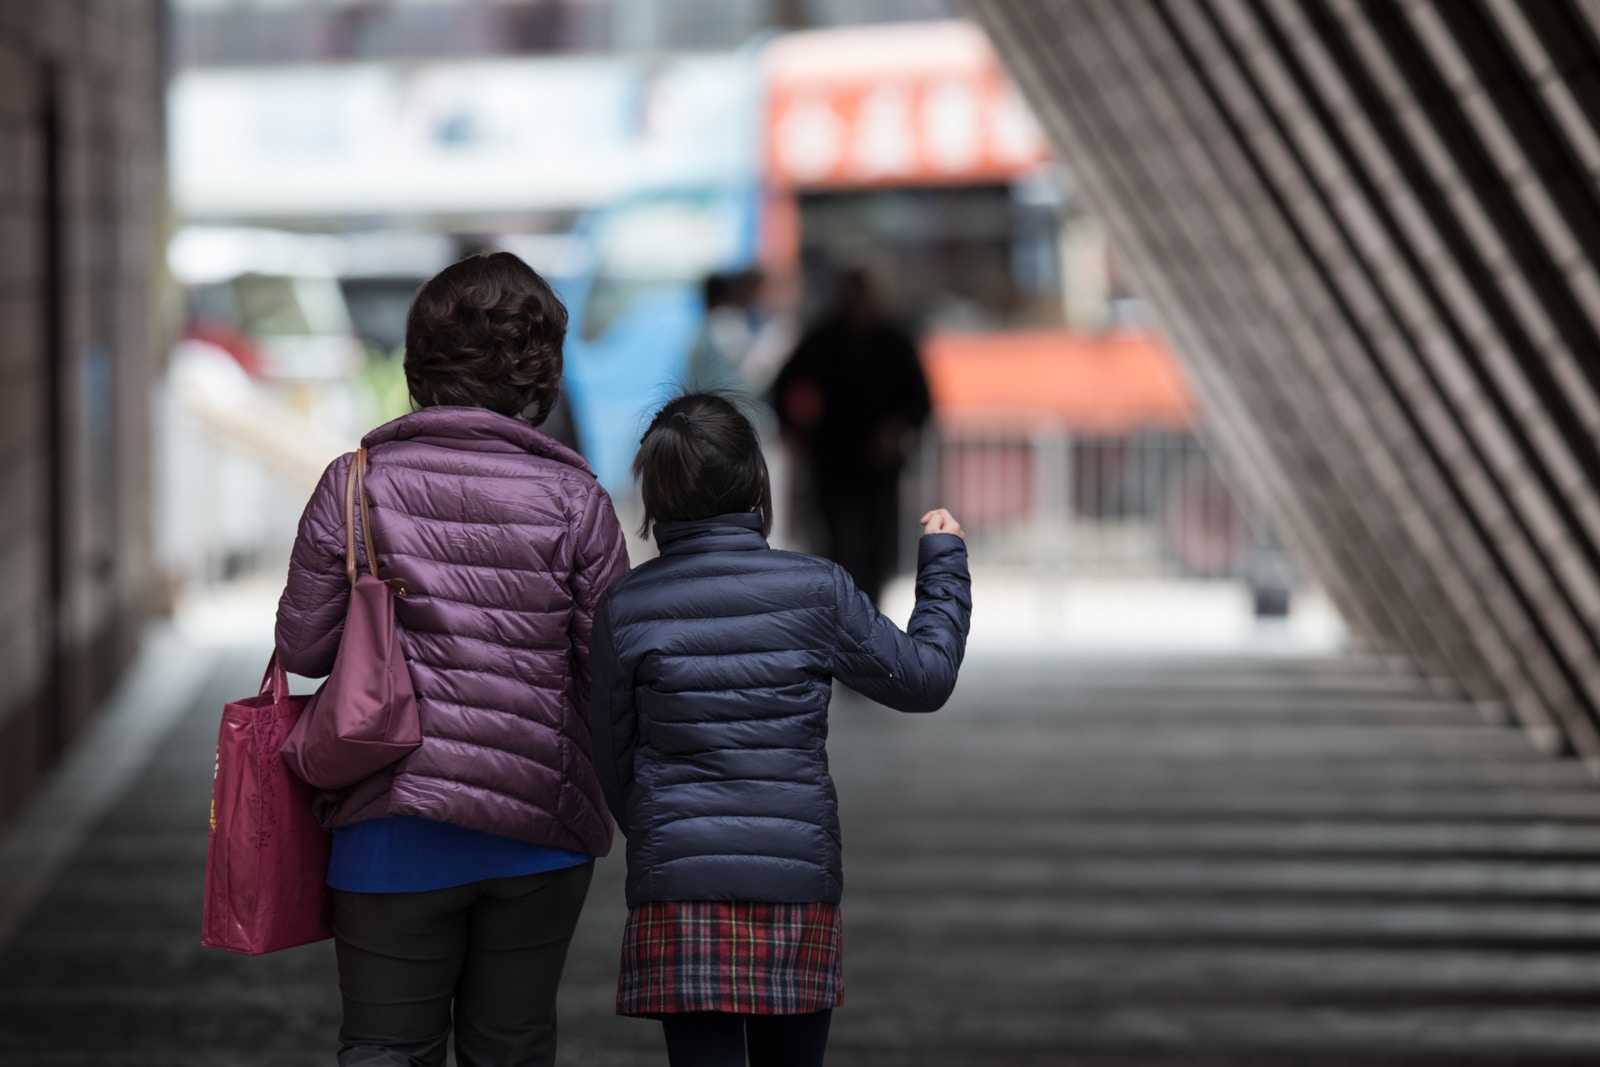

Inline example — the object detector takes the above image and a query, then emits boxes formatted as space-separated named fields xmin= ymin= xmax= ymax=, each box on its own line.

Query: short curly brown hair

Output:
xmin=403 ymin=251 xmax=568 ymax=420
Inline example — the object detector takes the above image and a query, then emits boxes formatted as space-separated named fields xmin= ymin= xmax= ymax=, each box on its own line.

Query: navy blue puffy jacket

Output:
xmin=590 ymin=512 xmax=971 ymax=906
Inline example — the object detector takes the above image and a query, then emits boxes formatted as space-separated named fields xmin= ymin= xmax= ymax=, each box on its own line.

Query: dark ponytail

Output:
xmin=634 ymin=392 xmax=773 ymax=538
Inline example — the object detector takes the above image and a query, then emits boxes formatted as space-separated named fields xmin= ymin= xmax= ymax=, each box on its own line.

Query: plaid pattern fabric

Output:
xmin=617 ymin=901 xmax=843 ymax=1016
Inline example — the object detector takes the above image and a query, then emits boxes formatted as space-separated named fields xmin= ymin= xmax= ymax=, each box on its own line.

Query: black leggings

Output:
xmin=662 ymin=1010 xmax=832 ymax=1067
xmin=332 ymin=862 xmax=593 ymax=1067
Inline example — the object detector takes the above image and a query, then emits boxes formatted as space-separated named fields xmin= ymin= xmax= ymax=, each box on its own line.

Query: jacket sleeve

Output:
xmin=274 ymin=454 xmax=352 ymax=678
xmin=831 ymin=532 xmax=972 ymax=712
xmin=569 ymin=485 xmax=631 ymax=733
xmin=588 ymin=595 xmax=637 ymax=830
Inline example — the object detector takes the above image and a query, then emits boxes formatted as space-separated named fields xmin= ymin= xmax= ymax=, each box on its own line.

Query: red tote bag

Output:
xmin=201 ymin=653 xmax=333 ymax=955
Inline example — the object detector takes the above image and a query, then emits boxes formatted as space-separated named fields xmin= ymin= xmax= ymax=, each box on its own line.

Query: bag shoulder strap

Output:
xmin=343 ymin=447 xmax=381 ymax=584
xmin=358 ymin=449 xmax=380 ymax=581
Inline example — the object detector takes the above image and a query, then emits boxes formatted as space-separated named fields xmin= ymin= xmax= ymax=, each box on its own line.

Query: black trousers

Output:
xmin=332 ymin=862 xmax=594 ymax=1067
xmin=662 ymin=1011 xmax=832 ymax=1067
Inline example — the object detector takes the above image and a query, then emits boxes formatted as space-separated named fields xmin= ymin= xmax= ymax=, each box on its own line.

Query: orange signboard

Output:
xmin=923 ymin=329 xmax=1196 ymax=432
xmin=763 ymin=21 xmax=1051 ymax=189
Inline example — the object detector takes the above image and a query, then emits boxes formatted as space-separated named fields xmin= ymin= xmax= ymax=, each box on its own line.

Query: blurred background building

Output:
xmin=159 ymin=0 xmax=1273 ymax=600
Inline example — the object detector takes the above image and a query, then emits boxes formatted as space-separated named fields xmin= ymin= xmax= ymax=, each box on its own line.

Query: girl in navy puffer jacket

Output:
xmin=591 ymin=392 xmax=971 ymax=1067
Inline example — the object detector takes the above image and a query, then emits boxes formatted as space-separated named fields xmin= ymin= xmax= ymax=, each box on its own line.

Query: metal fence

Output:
xmin=161 ymin=368 xmax=1280 ymax=594
xmin=908 ymin=416 xmax=1280 ymax=582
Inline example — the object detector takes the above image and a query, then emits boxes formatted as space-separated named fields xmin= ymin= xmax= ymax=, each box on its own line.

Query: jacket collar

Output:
xmin=654 ymin=512 xmax=769 ymax=556
xmin=362 ymin=406 xmax=594 ymax=476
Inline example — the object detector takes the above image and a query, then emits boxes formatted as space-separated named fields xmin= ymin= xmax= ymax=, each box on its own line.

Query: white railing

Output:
xmin=156 ymin=347 xmax=357 ymax=588
xmin=908 ymin=416 xmax=1274 ymax=581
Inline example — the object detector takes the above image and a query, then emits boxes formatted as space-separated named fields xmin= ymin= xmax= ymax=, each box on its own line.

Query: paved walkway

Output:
xmin=4 ymin=632 xmax=1600 ymax=1064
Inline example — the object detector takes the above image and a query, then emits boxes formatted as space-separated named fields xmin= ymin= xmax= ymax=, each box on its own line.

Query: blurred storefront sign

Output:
xmin=764 ymin=21 xmax=1049 ymax=189
xmin=758 ymin=22 xmax=1175 ymax=421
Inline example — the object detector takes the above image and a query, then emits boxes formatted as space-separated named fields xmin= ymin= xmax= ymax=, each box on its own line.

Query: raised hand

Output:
xmin=919 ymin=508 xmax=965 ymax=540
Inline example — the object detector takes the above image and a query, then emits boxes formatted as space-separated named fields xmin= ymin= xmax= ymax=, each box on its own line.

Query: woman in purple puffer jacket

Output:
xmin=275 ymin=252 xmax=630 ymax=1067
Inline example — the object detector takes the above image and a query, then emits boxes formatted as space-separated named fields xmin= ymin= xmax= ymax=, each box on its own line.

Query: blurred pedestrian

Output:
xmin=275 ymin=251 xmax=630 ymax=1067
xmin=686 ymin=270 xmax=753 ymax=392
xmin=687 ymin=266 xmax=799 ymax=539
xmin=774 ymin=267 xmax=932 ymax=604
xmin=687 ymin=267 xmax=794 ymax=395
xmin=591 ymin=392 xmax=972 ymax=1067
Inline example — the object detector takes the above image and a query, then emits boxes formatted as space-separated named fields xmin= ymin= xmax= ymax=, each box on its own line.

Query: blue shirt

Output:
xmin=327 ymin=816 xmax=591 ymax=893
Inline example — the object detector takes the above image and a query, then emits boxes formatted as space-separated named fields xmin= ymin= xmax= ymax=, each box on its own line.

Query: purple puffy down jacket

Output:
xmin=274 ymin=406 xmax=630 ymax=857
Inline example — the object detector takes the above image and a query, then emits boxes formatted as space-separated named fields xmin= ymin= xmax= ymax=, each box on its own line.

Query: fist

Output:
xmin=920 ymin=508 xmax=965 ymax=540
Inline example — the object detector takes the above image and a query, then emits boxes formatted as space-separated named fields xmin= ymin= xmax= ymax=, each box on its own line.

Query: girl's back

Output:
xmin=591 ymin=418 xmax=970 ymax=911
xmin=590 ymin=391 xmax=970 ymax=1065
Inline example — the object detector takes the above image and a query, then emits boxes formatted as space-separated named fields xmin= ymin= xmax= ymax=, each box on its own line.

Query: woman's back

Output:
xmin=272 ymin=250 xmax=627 ymax=1067
xmin=275 ymin=404 xmax=628 ymax=853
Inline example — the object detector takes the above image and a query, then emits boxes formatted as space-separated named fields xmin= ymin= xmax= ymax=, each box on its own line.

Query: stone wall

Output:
xmin=0 ymin=2 xmax=164 ymax=825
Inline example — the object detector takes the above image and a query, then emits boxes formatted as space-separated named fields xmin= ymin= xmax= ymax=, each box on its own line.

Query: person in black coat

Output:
xmin=774 ymin=267 xmax=933 ymax=605
xmin=590 ymin=391 xmax=970 ymax=1067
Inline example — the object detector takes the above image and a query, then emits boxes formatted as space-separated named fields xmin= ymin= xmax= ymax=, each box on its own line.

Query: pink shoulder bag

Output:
xmin=281 ymin=447 xmax=422 ymax=790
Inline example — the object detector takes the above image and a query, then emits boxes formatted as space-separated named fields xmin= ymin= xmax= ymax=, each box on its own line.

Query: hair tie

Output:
xmin=671 ymin=411 xmax=692 ymax=428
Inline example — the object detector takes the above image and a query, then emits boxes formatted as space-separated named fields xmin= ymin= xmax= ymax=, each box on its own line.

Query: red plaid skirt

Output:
xmin=616 ymin=901 xmax=843 ymax=1016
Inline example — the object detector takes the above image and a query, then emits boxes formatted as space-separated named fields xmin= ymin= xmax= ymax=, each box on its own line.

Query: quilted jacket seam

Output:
xmin=405 ymin=588 xmax=569 ymax=616
xmin=383 ymin=549 xmax=570 ymax=580
xmin=397 ymin=770 xmax=596 ymax=844
xmin=369 ymin=457 xmax=591 ymax=489
xmin=417 ymin=694 xmax=568 ymax=732
xmin=410 ymin=660 xmax=567 ymax=690
xmin=619 ymin=570 xmax=830 ymax=596
xmin=649 ymin=648 xmax=824 ymax=660
xmin=403 ymin=627 xmax=567 ymax=658
xmin=624 ymin=603 xmax=830 ymax=626
xmin=651 ymin=853 xmax=831 ymax=868
xmin=639 ymin=710 xmax=813 ymax=726
xmin=421 ymin=728 xmax=569 ymax=765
